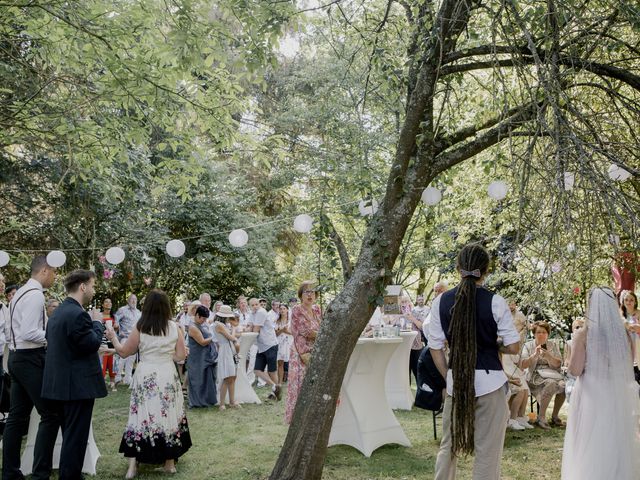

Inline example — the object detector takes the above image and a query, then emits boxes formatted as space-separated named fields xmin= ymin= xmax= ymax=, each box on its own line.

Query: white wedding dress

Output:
xmin=562 ymin=288 xmax=640 ymax=480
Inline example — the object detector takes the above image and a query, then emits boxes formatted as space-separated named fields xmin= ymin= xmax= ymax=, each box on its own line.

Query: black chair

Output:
xmin=414 ymin=347 xmax=446 ymax=440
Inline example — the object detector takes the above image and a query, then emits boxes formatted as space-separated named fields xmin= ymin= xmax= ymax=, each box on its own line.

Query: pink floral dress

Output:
xmin=285 ymin=304 xmax=321 ymax=424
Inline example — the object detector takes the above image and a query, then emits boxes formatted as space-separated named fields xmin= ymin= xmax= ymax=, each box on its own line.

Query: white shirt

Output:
xmin=428 ymin=291 xmax=520 ymax=397
xmin=267 ymin=309 xmax=279 ymax=324
xmin=252 ymin=307 xmax=278 ymax=353
xmin=6 ymin=278 xmax=47 ymax=350
xmin=0 ymin=301 xmax=8 ymax=351
xmin=236 ymin=309 xmax=251 ymax=328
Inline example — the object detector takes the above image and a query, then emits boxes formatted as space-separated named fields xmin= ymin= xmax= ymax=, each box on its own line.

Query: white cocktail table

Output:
xmin=233 ymin=332 xmax=261 ymax=404
xmin=385 ymin=331 xmax=418 ymax=410
xmin=329 ymin=337 xmax=412 ymax=457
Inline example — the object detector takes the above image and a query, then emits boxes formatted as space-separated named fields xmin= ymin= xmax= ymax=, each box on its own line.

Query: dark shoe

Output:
xmin=267 ymin=392 xmax=276 ymax=400
xmin=274 ymin=384 xmax=282 ymax=401
xmin=550 ymin=417 xmax=565 ymax=427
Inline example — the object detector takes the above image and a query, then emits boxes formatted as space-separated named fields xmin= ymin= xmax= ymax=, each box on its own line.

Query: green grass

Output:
xmin=86 ymin=386 xmax=565 ymax=479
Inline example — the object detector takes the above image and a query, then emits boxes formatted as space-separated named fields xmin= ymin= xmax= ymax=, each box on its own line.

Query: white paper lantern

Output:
xmin=105 ymin=247 xmax=125 ymax=265
xmin=551 ymin=261 xmax=562 ymax=273
xmin=608 ymin=164 xmax=632 ymax=181
xmin=563 ymin=172 xmax=575 ymax=191
xmin=567 ymin=242 xmax=576 ymax=253
xmin=293 ymin=214 xmax=313 ymax=233
xmin=358 ymin=199 xmax=379 ymax=217
xmin=166 ymin=239 xmax=186 ymax=258
xmin=421 ymin=187 xmax=442 ymax=206
xmin=487 ymin=181 xmax=509 ymax=200
xmin=0 ymin=250 xmax=9 ymax=267
xmin=46 ymin=250 xmax=66 ymax=268
xmin=229 ymin=229 xmax=249 ymax=248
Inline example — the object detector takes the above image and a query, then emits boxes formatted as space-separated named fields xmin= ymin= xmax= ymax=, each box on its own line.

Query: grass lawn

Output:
xmin=88 ymin=385 xmax=564 ymax=479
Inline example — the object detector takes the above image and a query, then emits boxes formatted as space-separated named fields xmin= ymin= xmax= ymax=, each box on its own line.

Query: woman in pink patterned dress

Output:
xmin=285 ymin=280 xmax=322 ymax=424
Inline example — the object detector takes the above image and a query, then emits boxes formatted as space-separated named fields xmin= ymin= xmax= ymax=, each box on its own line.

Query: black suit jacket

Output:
xmin=41 ymin=297 xmax=108 ymax=401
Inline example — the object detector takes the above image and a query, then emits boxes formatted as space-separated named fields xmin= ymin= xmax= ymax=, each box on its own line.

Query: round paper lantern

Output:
xmin=229 ymin=229 xmax=249 ymax=248
xmin=567 ymin=242 xmax=576 ymax=253
xmin=293 ymin=214 xmax=313 ymax=233
xmin=563 ymin=172 xmax=575 ymax=191
xmin=487 ymin=181 xmax=509 ymax=200
xmin=166 ymin=239 xmax=186 ymax=258
xmin=0 ymin=250 xmax=9 ymax=267
xmin=358 ymin=199 xmax=379 ymax=217
xmin=608 ymin=164 xmax=632 ymax=181
xmin=421 ymin=187 xmax=442 ymax=206
xmin=46 ymin=250 xmax=66 ymax=268
xmin=105 ymin=247 xmax=125 ymax=265
xmin=551 ymin=261 xmax=562 ymax=273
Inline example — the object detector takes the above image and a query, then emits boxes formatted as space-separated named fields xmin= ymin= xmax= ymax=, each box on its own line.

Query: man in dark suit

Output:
xmin=41 ymin=270 xmax=107 ymax=480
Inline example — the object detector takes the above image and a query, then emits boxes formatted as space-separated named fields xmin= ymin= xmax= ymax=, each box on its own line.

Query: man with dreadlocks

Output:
xmin=429 ymin=243 xmax=521 ymax=479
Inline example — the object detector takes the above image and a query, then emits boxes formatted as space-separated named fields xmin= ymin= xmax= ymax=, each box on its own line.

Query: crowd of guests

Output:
xmin=0 ymin=247 xmax=638 ymax=480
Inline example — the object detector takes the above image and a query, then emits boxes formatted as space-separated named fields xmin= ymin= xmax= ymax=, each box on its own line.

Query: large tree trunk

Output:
xmin=269 ymin=2 xmax=478 ymax=478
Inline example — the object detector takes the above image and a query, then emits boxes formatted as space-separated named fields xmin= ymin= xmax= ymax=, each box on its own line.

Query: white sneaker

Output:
xmin=507 ymin=419 xmax=525 ymax=431
xmin=516 ymin=416 xmax=534 ymax=429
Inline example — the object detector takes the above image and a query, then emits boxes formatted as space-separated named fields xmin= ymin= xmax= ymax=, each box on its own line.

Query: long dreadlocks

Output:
xmin=449 ymin=242 xmax=490 ymax=456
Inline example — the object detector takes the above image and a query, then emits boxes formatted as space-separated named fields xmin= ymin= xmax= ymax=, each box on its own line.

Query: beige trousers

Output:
xmin=434 ymin=385 xmax=509 ymax=480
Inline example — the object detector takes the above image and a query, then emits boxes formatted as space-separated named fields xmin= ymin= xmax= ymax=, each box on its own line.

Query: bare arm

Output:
xmin=215 ymin=322 xmax=237 ymax=341
xmin=188 ymin=324 xmax=213 ymax=346
xmin=430 ymin=348 xmax=448 ymax=379
xmin=109 ymin=327 xmax=140 ymax=358
xmin=568 ymin=328 xmax=587 ymax=377
xmin=173 ymin=327 xmax=186 ymax=362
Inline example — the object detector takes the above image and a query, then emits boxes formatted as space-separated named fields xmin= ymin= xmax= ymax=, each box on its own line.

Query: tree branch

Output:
xmin=432 ymin=101 xmax=541 ymax=173
xmin=320 ymin=212 xmax=352 ymax=283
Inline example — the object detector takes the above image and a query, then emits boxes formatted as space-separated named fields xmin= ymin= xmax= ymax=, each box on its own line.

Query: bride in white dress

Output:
xmin=562 ymin=287 xmax=640 ymax=480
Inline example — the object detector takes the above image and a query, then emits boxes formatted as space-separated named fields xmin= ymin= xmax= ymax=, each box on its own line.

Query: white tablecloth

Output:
xmin=0 ymin=409 xmax=100 ymax=475
xmin=329 ymin=337 xmax=412 ymax=457
xmin=385 ymin=331 xmax=418 ymax=410
xmin=232 ymin=332 xmax=261 ymax=404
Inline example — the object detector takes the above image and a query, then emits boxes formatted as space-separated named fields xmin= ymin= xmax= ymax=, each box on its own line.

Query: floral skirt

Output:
xmin=119 ymin=361 xmax=192 ymax=464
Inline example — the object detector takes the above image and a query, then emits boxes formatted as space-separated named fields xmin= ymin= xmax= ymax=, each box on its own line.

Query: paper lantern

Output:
xmin=421 ymin=187 xmax=442 ymax=206
xmin=229 ymin=229 xmax=249 ymax=247
xmin=166 ymin=239 xmax=186 ymax=258
xmin=358 ymin=199 xmax=379 ymax=217
xmin=608 ymin=164 xmax=632 ymax=181
xmin=567 ymin=243 xmax=576 ymax=253
xmin=563 ymin=172 xmax=575 ymax=191
xmin=551 ymin=261 xmax=562 ymax=273
xmin=293 ymin=214 xmax=314 ymax=233
xmin=46 ymin=250 xmax=66 ymax=268
xmin=487 ymin=181 xmax=508 ymax=200
xmin=105 ymin=247 xmax=125 ymax=265
xmin=0 ymin=250 xmax=9 ymax=267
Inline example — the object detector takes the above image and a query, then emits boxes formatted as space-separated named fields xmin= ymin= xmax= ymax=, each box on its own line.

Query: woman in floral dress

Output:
xmin=107 ymin=289 xmax=191 ymax=478
xmin=285 ymin=281 xmax=321 ymax=424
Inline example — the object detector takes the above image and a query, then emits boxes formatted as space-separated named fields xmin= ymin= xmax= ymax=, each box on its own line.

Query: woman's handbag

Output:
xmin=294 ymin=340 xmax=311 ymax=365
xmin=228 ymin=339 xmax=239 ymax=365
xmin=537 ymin=367 xmax=565 ymax=381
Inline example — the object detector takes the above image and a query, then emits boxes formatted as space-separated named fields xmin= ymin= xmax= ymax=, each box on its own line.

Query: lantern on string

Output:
xmin=563 ymin=172 xmax=575 ymax=191
xmin=358 ymin=199 xmax=379 ymax=217
xmin=293 ymin=214 xmax=313 ymax=233
xmin=0 ymin=250 xmax=9 ymax=267
xmin=421 ymin=187 xmax=442 ymax=206
xmin=551 ymin=261 xmax=562 ymax=273
xmin=487 ymin=181 xmax=509 ymax=200
xmin=46 ymin=250 xmax=66 ymax=268
xmin=608 ymin=164 xmax=632 ymax=181
xmin=105 ymin=247 xmax=125 ymax=265
xmin=229 ymin=229 xmax=249 ymax=248
xmin=166 ymin=239 xmax=186 ymax=258
xmin=567 ymin=242 xmax=576 ymax=253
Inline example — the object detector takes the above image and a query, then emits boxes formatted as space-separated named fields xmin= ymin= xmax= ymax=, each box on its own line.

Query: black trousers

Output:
xmin=2 ymin=348 xmax=61 ymax=480
xmin=409 ymin=348 xmax=422 ymax=386
xmin=59 ymin=399 xmax=95 ymax=480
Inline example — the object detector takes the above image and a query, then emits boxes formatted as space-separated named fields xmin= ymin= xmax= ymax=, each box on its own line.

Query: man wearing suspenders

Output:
xmin=2 ymin=256 xmax=60 ymax=480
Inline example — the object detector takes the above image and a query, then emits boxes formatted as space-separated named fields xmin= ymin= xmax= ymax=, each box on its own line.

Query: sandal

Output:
xmin=219 ymin=404 xmax=226 ymax=411
xmin=534 ymin=419 xmax=551 ymax=430
xmin=550 ymin=417 xmax=565 ymax=427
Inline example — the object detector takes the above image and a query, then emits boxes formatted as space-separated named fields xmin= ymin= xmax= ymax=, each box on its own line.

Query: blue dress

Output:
xmin=187 ymin=322 xmax=217 ymax=407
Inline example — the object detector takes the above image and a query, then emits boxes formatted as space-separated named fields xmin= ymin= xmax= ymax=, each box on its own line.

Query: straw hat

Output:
xmin=217 ymin=305 xmax=235 ymax=318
